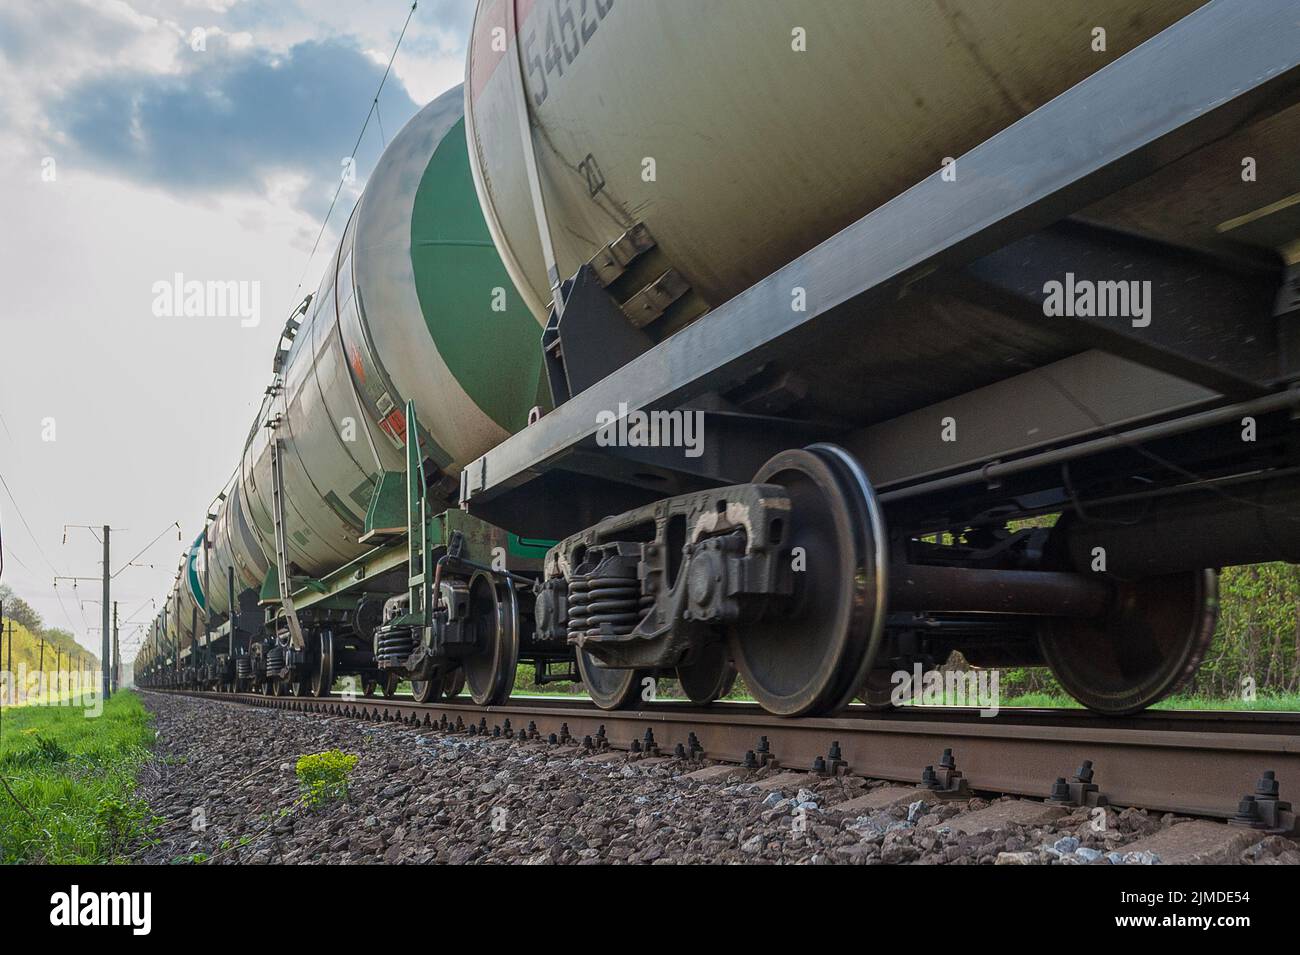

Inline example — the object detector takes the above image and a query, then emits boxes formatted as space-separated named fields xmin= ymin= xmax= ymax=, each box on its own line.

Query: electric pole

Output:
xmin=1 ymin=617 xmax=9 ymax=706
xmin=112 ymin=600 xmax=119 ymax=694
xmin=38 ymin=638 xmax=45 ymax=700
xmin=101 ymin=524 xmax=111 ymax=700
xmin=59 ymin=524 xmax=114 ymax=700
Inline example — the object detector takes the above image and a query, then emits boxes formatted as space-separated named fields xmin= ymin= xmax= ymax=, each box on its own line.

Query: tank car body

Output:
xmin=466 ymin=0 xmax=1219 ymax=330
xmin=144 ymin=85 xmax=547 ymax=694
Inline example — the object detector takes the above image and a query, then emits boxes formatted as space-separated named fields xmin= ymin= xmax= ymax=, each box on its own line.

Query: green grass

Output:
xmin=502 ymin=670 xmax=1300 ymax=713
xmin=999 ymin=691 xmax=1300 ymax=712
xmin=0 ymin=690 xmax=156 ymax=863
xmin=331 ymin=665 xmax=1300 ymax=712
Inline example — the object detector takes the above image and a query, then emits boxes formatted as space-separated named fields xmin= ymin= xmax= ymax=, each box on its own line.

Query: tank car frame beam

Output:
xmin=943 ymin=220 xmax=1294 ymax=400
xmin=461 ymin=0 xmax=1300 ymax=534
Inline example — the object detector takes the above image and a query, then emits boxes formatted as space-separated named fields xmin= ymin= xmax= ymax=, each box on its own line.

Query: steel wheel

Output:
xmin=310 ymin=631 xmax=335 ymax=697
xmin=361 ymin=677 xmax=377 ymax=698
xmin=442 ymin=668 xmax=465 ymax=699
xmin=411 ymin=669 xmax=446 ymax=704
xmin=676 ymin=640 xmax=736 ymax=705
xmin=1039 ymin=569 xmax=1218 ymax=715
xmin=577 ymin=648 xmax=648 ymax=709
xmin=461 ymin=572 xmax=519 ymax=706
xmin=855 ymin=668 xmax=899 ymax=710
xmin=380 ymin=672 xmax=400 ymax=699
xmin=291 ymin=669 xmax=312 ymax=697
xmin=729 ymin=445 xmax=888 ymax=717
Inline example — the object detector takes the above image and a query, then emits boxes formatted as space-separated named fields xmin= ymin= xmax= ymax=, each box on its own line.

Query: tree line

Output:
xmin=0 ymin=583 xmax=100 ymax=679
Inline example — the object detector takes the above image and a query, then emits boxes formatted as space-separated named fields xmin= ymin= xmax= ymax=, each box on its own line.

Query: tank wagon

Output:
xmin=137 ymin=85 xmax=552 ymax=703
xmin=139 ymin=0 xmax=1300 ymax=719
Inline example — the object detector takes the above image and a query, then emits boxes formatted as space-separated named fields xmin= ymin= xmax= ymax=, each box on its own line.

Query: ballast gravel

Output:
xmin=132 ymin=693 xmax=1300 ymax=865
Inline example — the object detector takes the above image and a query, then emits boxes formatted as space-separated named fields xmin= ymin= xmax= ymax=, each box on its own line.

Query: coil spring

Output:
xmin=567 ymin=575 xmax=652 ymax=639
xmin=266 ymin=646 xmax=285 ymax=671
xmin=235 ymin=656 xmax=251 ymax=679
xmin=374 ymin=628 xmax=415 ymax=667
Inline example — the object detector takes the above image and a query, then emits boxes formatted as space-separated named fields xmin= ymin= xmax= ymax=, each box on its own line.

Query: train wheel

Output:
xmin=462 ymin=571 xmax=519 ymax=706
xmin=855 ymin=668 xmax=899 ymax=710
xmin=676 ymin=641 xmax=736 ymax=705
xmin=411 ymin=669 xmax=446 ymax=704
xmin=310 ymin=632 xmax=335 ymax=697
xmin=1039 ymin=570 xmax=1217 ymax=715
xmin=443 ymin=668 xmax=465 ymax=699
xmin=576 ymin=649 xmax=648 ymax=709
xmin=729 ymin=445 xmax=888 ymax=717
xmin=361 ymin=678 xmax=377 ymax=698
xmin=380 ymin=673 xmax=400 ymax=699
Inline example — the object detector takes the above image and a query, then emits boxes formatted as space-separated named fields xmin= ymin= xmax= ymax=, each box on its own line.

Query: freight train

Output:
xmin=136 ymin=0 xmax=1300 ymax=718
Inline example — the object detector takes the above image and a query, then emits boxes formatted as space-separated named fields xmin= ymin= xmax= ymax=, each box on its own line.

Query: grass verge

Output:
xmin=1001 ymin=691 xmax=1300 ymax=711
xmin=0 ymin=690 xmax=156 ymax=863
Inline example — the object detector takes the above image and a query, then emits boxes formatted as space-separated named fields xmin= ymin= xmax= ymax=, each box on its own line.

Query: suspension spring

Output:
xmin=567 ymin=574 xmax=650 ymax=639
xmin=374 ymin=627 xmax=416 ymax=667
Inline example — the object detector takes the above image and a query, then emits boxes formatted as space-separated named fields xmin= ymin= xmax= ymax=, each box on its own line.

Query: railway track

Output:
xmin=142 ymin=689 xmax=1300 ymax=830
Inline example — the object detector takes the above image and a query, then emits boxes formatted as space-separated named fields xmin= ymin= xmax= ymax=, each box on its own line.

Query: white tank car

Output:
xmin=153 ymin=84 xmax=545 ymax=658
xmin=465 ymin=0 xmax=1213 ymax=332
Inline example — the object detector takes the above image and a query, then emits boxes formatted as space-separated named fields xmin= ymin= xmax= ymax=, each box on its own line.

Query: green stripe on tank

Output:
xmin=409 ymin=117 xmax=547 ymax=433
xmin=186 ymin=534 xmax=206 ymax=612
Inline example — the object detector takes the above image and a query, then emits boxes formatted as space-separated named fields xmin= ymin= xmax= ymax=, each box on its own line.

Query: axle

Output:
xmin=887 ymin=564 xmax=1110 ymax=618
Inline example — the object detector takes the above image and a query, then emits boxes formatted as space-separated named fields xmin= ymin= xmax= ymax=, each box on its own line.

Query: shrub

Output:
xmin=295 ymin=750 xmax=358 ymax=808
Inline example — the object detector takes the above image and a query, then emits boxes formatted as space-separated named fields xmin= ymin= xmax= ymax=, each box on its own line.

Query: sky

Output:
xmin=0 ymin=0 xmax=476 ymax=662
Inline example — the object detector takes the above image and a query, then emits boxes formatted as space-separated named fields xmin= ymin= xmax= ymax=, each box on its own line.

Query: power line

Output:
xmin=0 ymin=470 xmax=82 ymax=634
xmin=0 ymin=470 xmax=60 ymax=575
xmin=112 ymin=521 xmax=181 ymax=578
xmin=290 ymin=0 xmax=418 ymax=303
xmin=0 ymin=531 xmax=36 ymax=575
xmin=121 ymin=593 xmax=156 ymax=624
xmin=49 ymin=586 xmax=82 ymax=637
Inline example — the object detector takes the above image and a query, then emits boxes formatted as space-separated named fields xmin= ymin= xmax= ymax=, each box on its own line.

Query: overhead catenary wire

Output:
xmin=0 ymin=471 xmax=60 ymax=576
xmin=289 ymin=0 xmax=418 ymax=304
xmin=0 ymin=470 xmax=83 ymax=635
xmin=112 ymin=521 xmax=182 ymax=578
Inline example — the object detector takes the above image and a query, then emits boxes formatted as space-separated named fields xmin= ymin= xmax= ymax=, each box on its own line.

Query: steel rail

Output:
xmin=143 ymin=690 xmax=1300 ymax=825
